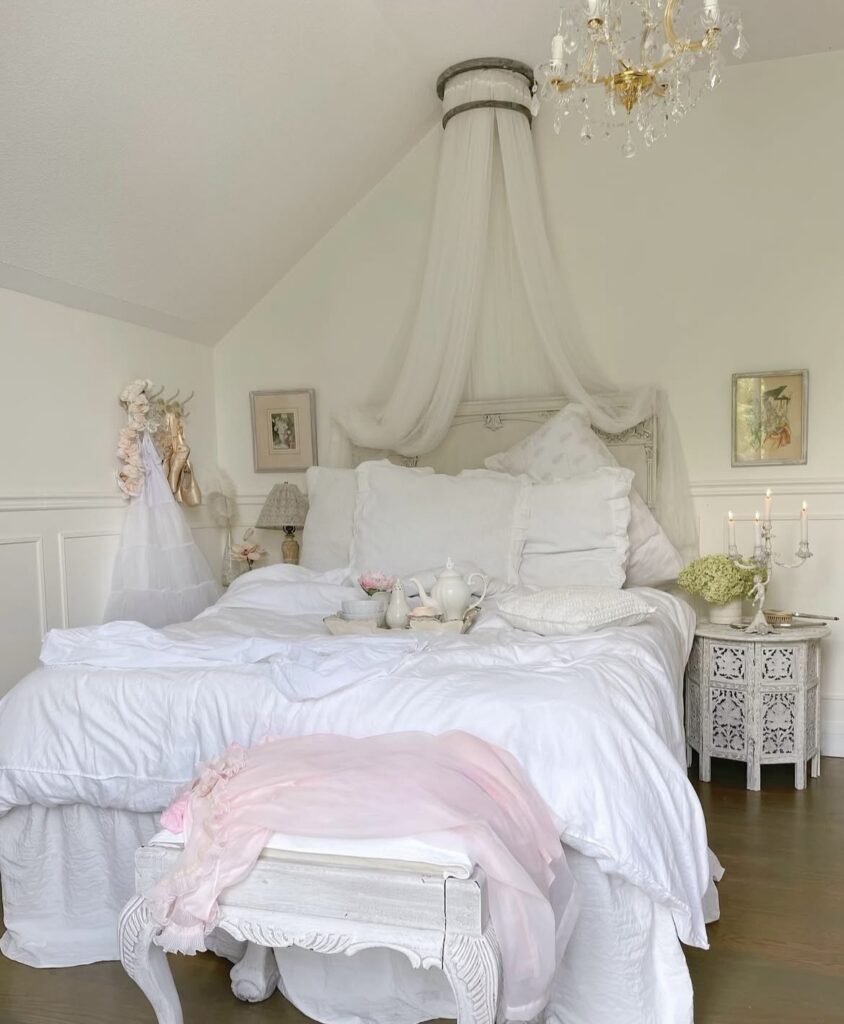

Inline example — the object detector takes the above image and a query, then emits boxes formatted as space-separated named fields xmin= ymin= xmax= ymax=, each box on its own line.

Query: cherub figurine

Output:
xmin=744 ymin=572 xmax=773 ymax=635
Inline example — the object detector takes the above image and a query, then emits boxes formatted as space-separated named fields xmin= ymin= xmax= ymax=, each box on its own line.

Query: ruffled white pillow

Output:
xmin=497 ymin=586 xmax=655 ymax=636
xmin=520 ymin=468 xmax=632 ymax=589
xmin=485 ymin=404 xmax=683 ymax=587
xmin=351 ymin=462 xmax=528 ymax=583
xmin=301 ymin=463 xmax=434 ymax=572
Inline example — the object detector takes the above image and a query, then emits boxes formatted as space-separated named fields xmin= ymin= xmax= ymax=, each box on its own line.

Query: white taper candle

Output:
xmin=551 ymin=33 xmax=565 ymax=60
xmin=764 ymin=488 xmax=772 ymax=525
xmin=728 ymin=510 xmax=736 ymax=550
xmin=753 ymin=511 xmax=762 ymax=550
xmin=704 ymin=0 xmax=720 ymax=23
xmin=801 ymin=501 xmax=809 ymax=544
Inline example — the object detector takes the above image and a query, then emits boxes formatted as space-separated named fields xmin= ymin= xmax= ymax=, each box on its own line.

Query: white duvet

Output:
xmin=0 ymin=565 xmax=710 ymax=947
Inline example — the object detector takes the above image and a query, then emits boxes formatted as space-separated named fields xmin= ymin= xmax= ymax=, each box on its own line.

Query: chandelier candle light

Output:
xmin=726 ymin=490 xmax=812 ymax=635
xmin=534 ymin=0 xmax=747 ymax=156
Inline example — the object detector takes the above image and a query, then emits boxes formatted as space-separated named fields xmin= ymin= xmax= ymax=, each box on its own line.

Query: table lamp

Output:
xmin=256 ymin=482 xmax=309 ymax=564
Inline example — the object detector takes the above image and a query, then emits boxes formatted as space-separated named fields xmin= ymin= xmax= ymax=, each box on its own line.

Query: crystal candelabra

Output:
xmin=727 ymin=492 xmax=812 ymax=634
xmin=533 ymin=0 xmax=748 ymax=157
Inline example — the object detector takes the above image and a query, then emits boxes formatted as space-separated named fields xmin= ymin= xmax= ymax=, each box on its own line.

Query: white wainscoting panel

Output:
xmin=0 ymin=536 xmax=47 ymax=695
xmin=0 ymin=496 xmax=223 ymax=698
xmin=58 ymin=530 xmax=122 ymax=629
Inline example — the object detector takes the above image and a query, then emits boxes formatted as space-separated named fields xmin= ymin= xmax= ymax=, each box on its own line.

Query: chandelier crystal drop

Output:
xmin=533 ymin=0 xmax=747 ymax=157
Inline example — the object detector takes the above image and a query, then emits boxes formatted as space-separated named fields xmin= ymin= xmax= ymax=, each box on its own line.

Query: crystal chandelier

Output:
xmin=533 ymin=0 xmax=748 ymax=156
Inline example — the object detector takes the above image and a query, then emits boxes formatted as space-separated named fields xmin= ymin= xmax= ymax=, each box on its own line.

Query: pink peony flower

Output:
xmin=358 ymin=571 xmax=395 ymax=596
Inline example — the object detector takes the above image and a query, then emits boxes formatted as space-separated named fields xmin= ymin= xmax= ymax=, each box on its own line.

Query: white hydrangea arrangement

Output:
xmin=677 ymin=554 xmax=759 ymax=606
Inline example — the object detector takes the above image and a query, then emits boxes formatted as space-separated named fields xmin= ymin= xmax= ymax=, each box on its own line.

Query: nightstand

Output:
xmin=684 ymin=622 xmax=830 ymax=790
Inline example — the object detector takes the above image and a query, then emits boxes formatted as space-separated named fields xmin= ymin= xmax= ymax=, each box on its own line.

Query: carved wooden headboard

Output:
xmin=351 ymin=396 xmax=658 ymax=510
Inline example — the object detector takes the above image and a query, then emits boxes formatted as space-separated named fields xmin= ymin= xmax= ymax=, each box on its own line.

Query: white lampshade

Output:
xmin=256 ymin=482 xmax=308 ymax=530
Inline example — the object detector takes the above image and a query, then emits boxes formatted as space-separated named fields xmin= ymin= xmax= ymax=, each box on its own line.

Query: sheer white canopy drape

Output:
xmin=331 ymin=64 xmax=695 ymax=555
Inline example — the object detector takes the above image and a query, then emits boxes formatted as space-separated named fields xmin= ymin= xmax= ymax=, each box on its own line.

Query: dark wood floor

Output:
xmin=686 ymin=755 xmax=844 ymax=1024
xmin=1 ymin=758 xmax=842 ymax=1023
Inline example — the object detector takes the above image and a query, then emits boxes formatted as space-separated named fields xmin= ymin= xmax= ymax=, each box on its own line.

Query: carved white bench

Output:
xmin=119 ymin=841 xmax=502 ymax=1024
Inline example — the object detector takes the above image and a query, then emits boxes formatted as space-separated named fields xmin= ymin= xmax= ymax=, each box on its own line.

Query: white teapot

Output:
xmin=410 ymin=559 xmax=488 ymax=622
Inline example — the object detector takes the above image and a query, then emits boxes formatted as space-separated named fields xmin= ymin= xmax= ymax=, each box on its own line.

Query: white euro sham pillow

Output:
xmin=300 ymin=467 xmax=357 ymax=571
xmin=351 ymin=463 xmax=527 ymax=583
xmin=301 ymin=463 xmax=434 ymax=572
xmin=498 ymin=586 xmax=655 ymax=636
xmin=485 ymin=403 xmax=683 ymax=587
xmin=522 ymin=468 xmax=632 ymax=589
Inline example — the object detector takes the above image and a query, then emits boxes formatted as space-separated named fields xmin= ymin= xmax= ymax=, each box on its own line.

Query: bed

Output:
xmin=0 ymin=398 xmax=716 ymax=1024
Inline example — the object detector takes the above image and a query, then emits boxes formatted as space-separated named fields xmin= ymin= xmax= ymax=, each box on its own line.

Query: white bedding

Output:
xmin=0 ymin=564 xmax=710 ymax=950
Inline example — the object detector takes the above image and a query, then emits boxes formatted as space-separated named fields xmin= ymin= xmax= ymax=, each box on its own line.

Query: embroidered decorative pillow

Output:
xmin=485 ymin=404 xmax=683 ymax=587
xmin=485 ymin=403 xmax=609 ymax=478
xmin=497 ymin=586 xmax=655 ymax=636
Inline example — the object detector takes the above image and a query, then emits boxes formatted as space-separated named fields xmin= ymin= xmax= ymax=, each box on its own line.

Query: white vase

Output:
xmin=221 ymin=531 xmax=246 ymax=588
xmin=708 ymin=599 xmax=744 ymax=625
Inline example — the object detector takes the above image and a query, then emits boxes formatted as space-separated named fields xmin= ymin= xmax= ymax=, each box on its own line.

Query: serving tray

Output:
xmin=324 ymin=608 xmax=479 ymax=637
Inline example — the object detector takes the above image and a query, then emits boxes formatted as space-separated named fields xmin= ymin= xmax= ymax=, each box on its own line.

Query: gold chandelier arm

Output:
xmin=549 ymin=2 xmax=720 ymax=104
xmin=663 ymin=0 xmax=681 ymax=48
xmin=550 ymin=34 xmax=614 ymax=93
xmin=663 ymin=0 xmax=719 ymax=57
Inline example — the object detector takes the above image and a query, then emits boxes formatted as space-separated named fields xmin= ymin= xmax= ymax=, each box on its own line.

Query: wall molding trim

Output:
xmin=0 ymin=493 xmax=128 ymax=512
xmin=691 ymin=478 xmax=844 ymax=497
xmin=0 ymin=493 xmax=220 ymax=522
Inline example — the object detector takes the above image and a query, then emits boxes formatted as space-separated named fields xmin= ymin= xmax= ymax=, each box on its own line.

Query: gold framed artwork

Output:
xmin=732 ymin=370 xmax=808 ymax=467
xmin=250 ymin=389 xmax=317 ymax=472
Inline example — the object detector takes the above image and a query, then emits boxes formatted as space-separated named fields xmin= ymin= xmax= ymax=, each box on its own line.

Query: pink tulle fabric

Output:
xmin=150 ymin=731 xmax=568 ymax=1019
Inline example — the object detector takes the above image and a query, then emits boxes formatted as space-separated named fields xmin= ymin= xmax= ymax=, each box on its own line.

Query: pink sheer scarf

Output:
xmin=149 ymin=731 xmax=570 ymax=1019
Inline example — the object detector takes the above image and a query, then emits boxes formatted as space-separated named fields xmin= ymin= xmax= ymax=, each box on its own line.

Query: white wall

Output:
xmin=213 ymin=50 xmax=844 ymax=755
xmin=213 ymin=127 xmax=440 ymax=496
xmin=0 ymin=288 xmax=220 ymax=695
xmin=535 ymin=49 xmax=844 ymax=754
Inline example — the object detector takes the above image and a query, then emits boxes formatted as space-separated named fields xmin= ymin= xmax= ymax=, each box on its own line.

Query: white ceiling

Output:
xmin=1 ymin=0 xmax=842 ymax=344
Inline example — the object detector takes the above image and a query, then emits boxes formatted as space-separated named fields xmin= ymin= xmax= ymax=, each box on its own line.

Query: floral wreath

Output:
xmin=116 ymin=379 xmax=154 ymax=497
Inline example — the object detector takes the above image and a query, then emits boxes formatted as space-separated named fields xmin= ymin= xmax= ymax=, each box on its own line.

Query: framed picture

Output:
xmin=250 ymin=389 xmax=317 ymax=472
xmin=732 ymin=370 xmax=808 ymax=467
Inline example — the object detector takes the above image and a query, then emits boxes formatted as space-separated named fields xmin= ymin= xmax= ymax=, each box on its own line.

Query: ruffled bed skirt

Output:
xmin=0 ymin=804 xmax=714 ymax=1024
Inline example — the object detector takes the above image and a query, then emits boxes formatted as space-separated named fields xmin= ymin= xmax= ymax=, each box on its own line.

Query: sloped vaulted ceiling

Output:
xmin=1 ymin=0 xmax=843 ymax=344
